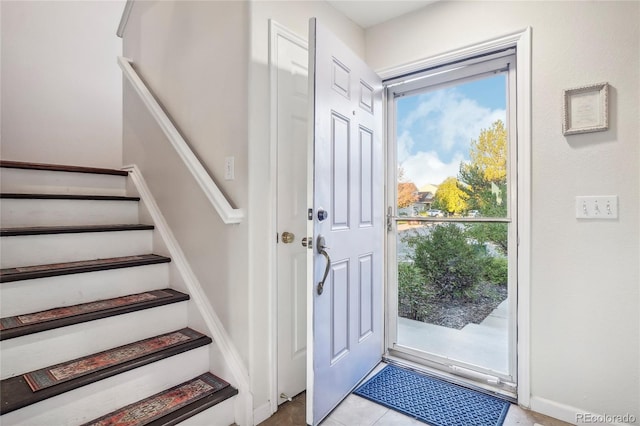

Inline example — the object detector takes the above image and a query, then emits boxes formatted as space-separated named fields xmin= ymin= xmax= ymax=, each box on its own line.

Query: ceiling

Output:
xmin=326 ymin=0 xmax=437 ymax=28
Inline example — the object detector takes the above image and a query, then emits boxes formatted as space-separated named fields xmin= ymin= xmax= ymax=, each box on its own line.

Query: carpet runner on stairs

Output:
xmin=0 ymin=288 xmax=187 ymax=340
xmin=81 ymin=373 xmax=237 ymax=426
xmin=24 ymin=328 xmax=207 ymax=391
xmin=0 ymin=328 xmax=212 ymax=414
xmin=0 ymin=161 xmax=237 ymax=423
xmin=0 ymin=254 xmax=171 ymax=283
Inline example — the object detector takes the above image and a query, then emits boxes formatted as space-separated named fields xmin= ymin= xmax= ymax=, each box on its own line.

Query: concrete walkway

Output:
xmin=397 ymin=300 xmax=509 ymax=373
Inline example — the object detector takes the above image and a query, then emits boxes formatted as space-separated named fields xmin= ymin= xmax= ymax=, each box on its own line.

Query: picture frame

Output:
xmin=562 ymin=82 xmax=609 ymax=136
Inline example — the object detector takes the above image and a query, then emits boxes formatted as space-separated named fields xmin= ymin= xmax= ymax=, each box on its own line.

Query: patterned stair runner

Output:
xmin=24 ymin=328 xmax=207 ymax=391
xmin=81 ymin=373 xmax=235 ymax=426
xmin=0 ymin=254 xmax=171 ymax=283
xmin=0 ymin=288 xmax=187 ymax=341
xmin=0 ymin=328 xmax=212 ymax=414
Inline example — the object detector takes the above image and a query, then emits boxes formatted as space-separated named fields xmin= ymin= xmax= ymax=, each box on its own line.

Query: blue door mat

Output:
xmin=354 ymin=365 xmax=510 ymax=426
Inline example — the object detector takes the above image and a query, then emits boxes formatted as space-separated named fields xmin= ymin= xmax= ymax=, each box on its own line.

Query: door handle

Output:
xmin=316 ymin=235 xmax=331 ymax=295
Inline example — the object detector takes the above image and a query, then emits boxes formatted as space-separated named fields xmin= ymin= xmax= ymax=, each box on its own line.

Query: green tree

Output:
xmin=459 ymin=120 xmax=508 ymax=254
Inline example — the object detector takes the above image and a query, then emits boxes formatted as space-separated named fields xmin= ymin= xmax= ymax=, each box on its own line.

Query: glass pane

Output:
xmin=397 ymin=221 xmax=509 ymax=373
xmin=395 ymin=73 xmax=510 ymax=375
xmin=396 ymin=74 xmax=508 ymax=219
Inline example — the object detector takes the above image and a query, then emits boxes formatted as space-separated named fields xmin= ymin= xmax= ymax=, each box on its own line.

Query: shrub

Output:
xmin=406 ymin=224 xmax=483 ymax=299
xmin=482 ymin=256 xmax=508 ymax=286
xmin=397 ymin=262 xmax=430 ymax=321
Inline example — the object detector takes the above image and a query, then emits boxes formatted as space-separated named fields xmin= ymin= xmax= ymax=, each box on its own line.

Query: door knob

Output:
xmin=281 ymin=232 xmax=295 ymax=244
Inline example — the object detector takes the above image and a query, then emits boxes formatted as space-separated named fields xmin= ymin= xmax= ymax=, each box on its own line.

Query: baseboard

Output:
xmin=530 ymin=396 xmax=637 ymax=426
xmin=253 ymin=401 xmax=275 ymax=425
xmin=122 ymin=164 xmax=253 ymax=426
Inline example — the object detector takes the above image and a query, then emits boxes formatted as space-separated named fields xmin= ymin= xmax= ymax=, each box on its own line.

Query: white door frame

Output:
xmin=379 ymin=27 xmax=532 ymax=408
xmin=268 ymin=22 xmax=532 ymax=417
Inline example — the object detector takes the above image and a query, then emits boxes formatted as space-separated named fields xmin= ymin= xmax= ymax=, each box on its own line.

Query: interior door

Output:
xmin=274 ymin=23 xmax=309 ymax=404
xmin=306 ymin=18 xmax=384 ymax=425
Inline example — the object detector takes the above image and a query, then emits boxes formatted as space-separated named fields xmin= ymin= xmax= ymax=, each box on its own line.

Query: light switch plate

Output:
xmin=575 ymin=195 xmax=618 ymax=219
xmin=224 ymin=157 xmax=234 ymax=181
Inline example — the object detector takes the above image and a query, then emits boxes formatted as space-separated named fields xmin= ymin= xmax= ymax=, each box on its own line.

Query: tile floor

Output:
xmin=259 ymin=389 xmax=574 ymax=426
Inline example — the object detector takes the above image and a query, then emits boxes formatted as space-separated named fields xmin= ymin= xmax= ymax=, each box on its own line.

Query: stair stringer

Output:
xmin=122 ymin=164 xmax=252 ymax=426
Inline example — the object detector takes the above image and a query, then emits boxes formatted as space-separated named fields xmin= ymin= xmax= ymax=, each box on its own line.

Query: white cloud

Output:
xmin=397 ymin=130 xmax=414 ymax=163
xmin=400 ymin=151 xmax=465 ymax=189
xmin=401 ymin=89 xmax=505 ymax=154
xmin=396 ymin=86 xmax=506 ymax=189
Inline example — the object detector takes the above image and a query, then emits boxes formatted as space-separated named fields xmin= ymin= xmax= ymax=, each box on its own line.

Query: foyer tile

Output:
xmin=327 ymin=395 xmax=388 ymax=426
xmin=259 ymin=390 xmax=574 ymax=426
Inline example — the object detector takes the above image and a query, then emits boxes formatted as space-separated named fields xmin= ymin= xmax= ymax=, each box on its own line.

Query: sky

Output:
xmin=396 ymin=74 xmax=506 ymax=190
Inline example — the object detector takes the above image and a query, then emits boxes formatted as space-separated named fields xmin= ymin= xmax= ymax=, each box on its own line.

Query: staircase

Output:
xmin=0 ymin=161 xmax=237 ymax=425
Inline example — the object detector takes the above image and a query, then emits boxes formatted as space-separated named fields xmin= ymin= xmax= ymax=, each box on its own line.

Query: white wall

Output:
xmin=0 ymin=1 xmax=123 ymax=168
xmin=122 ymin=0 xmax=251 ymax=367
xmin=247 ymin=1 xmax=365 ymax=420
xmin=366 ymin=1 xmax=639 ymax=423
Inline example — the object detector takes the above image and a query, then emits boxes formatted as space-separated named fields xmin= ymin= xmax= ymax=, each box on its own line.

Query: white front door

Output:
xmin=306 ymin=18 xmax=384 ymax=425
xmin=272 ymin=22 xmax=309 ymax=403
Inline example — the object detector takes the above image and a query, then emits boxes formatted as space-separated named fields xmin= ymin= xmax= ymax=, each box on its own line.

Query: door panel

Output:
xmin=274 ymin=25 xmax=309 ymax=403
xmin=307 ymin=18 xmax=384 ymax=425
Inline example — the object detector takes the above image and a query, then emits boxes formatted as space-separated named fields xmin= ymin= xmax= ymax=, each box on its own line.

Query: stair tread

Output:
xmin=0 ymin=193 xmax=140 ymax=201
xmin=1 ymin=224 xmax=154 ymax=237
xmin=0 ymin=253 xmax=171 ymax=283
xmin=0 ymin=288 xmax=187 ymax=341
xmin=0 ymin=160 xmax=128 ymax=176
xmin=0 ymin=328 xmax=212 ymax=414
xmin=81 ymin=373 xmax=237 ymax=426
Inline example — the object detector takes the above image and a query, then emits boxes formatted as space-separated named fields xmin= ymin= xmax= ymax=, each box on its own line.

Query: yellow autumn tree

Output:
xmin=469 ymin=119 xmax=507 ymax=182
xmin=434 ymin=177 xmax=468 ymax=214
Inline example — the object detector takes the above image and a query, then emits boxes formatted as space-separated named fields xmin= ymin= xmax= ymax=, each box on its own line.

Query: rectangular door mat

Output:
xmin=354 ymin=365 xmax=510 ymax=426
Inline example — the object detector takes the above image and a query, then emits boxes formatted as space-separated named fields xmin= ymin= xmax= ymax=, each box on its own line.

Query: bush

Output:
xmin=406 ymin=224 xmax=483 ymax=299
xmin=397 ymin=262 xmax=430 ymax=321
xmin=482 ymin=256 xmax=508 ymax=286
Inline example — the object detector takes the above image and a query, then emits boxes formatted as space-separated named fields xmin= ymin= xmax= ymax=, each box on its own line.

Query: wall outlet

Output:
xmin=225 ymin=156 xmax=234 ymax=181
xmin=575 ymin=195 xmax=618 ymax=219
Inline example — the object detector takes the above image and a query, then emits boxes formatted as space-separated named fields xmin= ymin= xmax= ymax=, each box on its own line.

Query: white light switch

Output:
xmin=225 ymin=156 xmax=234 ymax=181
xmin=575 ymin=195 xmax=618 ymax=219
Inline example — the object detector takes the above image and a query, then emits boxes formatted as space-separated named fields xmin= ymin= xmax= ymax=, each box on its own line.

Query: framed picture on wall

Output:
xmin=563 ymin=82 xmax=609 ymax=135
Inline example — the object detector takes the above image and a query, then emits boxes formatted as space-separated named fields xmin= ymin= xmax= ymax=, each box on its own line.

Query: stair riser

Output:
xmin=0 ymin=199 xmax=139 ymax=227
xmin=1 ymin=230 xmax=153 ymax=268
xmin=0 ymin=346 xmax=210 ymax=426
xmin=0 ymin=168 xmax=127 ymax=196
xmin=0 ymin=263 xmax=169 ymax=317
xmin=0 ymin=302 xmax=189 ymax=380
xmin=179 ymin=395 xmax=236 ymax=426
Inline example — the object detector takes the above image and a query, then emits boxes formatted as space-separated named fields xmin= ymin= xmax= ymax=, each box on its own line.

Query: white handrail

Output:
xmin=116 ymin=0 xmax=134 ymax=38
xmin=118 ymin=57 xmax=244 ymax=224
